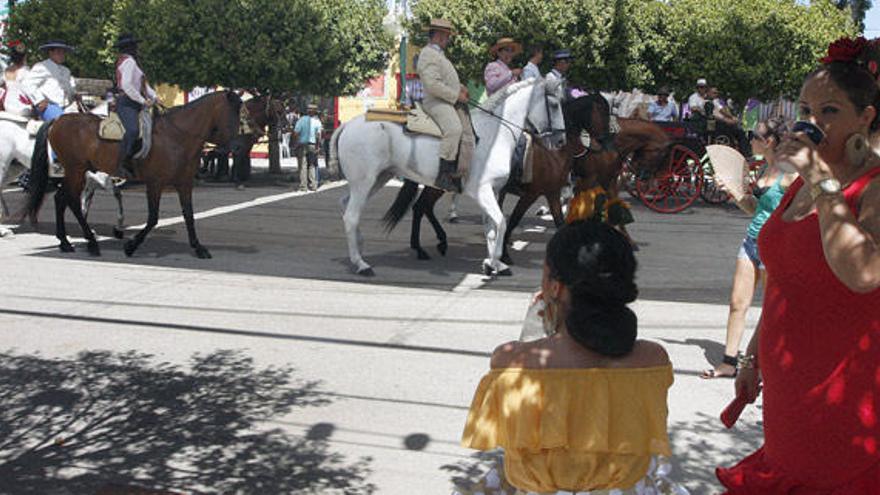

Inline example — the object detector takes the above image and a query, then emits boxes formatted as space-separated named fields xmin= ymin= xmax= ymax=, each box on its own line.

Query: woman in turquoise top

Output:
xmin=703 ymin=117 xmax=797 ymax=378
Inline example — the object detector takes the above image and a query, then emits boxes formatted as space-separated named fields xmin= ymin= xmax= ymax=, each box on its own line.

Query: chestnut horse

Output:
xmin=79 ymin=94 xmax=284 ymax=238
xmin=23 ymin=90 xmax=244 ymax=258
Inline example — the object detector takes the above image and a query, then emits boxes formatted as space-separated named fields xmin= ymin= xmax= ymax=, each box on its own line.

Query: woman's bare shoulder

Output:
xmin=624 ymin=340 xmax=670 ymax=368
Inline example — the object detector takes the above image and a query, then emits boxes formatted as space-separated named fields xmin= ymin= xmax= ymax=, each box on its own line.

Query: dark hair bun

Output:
xmin=546 ymin=221 xmax=638 ymax=357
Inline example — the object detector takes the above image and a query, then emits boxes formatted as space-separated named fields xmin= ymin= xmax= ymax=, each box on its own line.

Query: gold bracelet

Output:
xmin=737 ymin=354 xmax=758 ymax=370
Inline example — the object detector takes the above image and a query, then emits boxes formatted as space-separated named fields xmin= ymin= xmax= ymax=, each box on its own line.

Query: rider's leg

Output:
xmin=423 ymin=101 xmax=462 ymax=192
xmin=114 ymin=96 xmax=142 ymax=179
xmin=39 ymin=103 xmax=64 ymax=123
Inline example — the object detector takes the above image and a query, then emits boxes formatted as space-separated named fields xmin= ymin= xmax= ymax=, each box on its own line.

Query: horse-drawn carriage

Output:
xmin=620 ymin=115 xmax=751 ymax=213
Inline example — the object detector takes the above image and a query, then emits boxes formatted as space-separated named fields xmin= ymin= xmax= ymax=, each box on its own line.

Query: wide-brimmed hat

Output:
xmin=490 ymin=38 xmax=522 ymax=57
xmin=39 ymin=40 xmax=75 ymax=52
xmin=114 ymin=33 xmax=140 ymax=49
xmin=696 ymin=78 xmax=708 ymax=87
xmin=307 ymin=104 xmax=318 ymax=111
xmin=551 ymin=49 xmax=574 ymax=61
xmin=423 ymin=18 xmax=455 ymax=35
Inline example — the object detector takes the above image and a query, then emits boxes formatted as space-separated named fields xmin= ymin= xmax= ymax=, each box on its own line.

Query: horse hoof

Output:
xmin=497 ymin=268 xmax=513 ymax=277
xmin=357 ymin=267 xmax=375 ymax=277
xmin=416 ymin=249 xmax=431 ymax=260
xmin=112 ymin=227 xmax=125 ymax=239
xmin=87 ymin=242 xmax=101 ymax=256
xmin=195 ymin=247 xmax=212 ymax=259
xmin=437 ymin=241 xmax=448 ymax=256
xmin=59 ymin=243 xmax=75 ymax=253
xmin=500 ymin=253 xmax=514 ymax=266
xmin=124 ymin=240 xmax=137 ymax=257
xmin=482 ymin=263 xmax=494 ymax=276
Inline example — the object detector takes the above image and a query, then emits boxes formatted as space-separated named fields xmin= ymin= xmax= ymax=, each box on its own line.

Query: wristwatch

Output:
xmin=810 ymin=178 xmax=842 ymax=200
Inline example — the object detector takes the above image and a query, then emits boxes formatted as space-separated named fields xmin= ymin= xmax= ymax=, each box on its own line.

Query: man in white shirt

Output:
xmin=22 ymin=40 xmax=76 ymax=122
xmin=545 ymin=49 xmax=573 ymax=101
xmin=113 ymin=33 xmax=157 ymax=179
xmin=686 ymin=78 xmax=709 ymax=119
xmin=521 ymin=45 xmax=543 ymax=81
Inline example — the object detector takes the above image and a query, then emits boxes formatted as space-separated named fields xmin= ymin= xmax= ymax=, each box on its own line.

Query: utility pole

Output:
xmin=398 ymin=0 xmax=407 ymax=106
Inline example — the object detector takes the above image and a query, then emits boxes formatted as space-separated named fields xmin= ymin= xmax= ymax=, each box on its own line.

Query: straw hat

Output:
xmin=490 ymin=38 xmax=523 ymax=57
xmin=423 ymin=18 xmax=455 ymax=35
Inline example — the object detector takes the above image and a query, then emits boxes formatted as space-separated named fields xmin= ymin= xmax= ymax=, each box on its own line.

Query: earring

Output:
xmin=846 ymin=133 xmax=869 ymax=167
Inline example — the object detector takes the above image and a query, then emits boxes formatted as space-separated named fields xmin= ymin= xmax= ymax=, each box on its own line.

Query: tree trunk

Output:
xmin=268 ymin=120 xmax=281 ymax=174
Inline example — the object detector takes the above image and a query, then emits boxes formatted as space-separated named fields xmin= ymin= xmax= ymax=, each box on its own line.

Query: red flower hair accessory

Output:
xmin=821 ymin=36 xmax=868 ymax=64
xmin=3 ymin=40 xmax=26 ymax=54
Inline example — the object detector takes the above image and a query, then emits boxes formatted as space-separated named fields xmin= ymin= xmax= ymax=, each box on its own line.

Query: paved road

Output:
xmin=0 ymin=172 xmax=764 ymax=494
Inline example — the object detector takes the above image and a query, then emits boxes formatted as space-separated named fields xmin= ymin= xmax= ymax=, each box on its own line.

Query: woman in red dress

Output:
xmin=716 ymin=37 xmax=880 ymax=493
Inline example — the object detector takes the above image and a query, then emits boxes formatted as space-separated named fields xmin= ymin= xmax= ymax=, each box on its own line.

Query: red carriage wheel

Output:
xmin=634 ymin=144 xmax=703 ymax=213
xmin=700 ymin=155 xmax=731 ymax=204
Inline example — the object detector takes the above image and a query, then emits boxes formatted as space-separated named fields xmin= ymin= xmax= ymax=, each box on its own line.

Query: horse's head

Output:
xmin=564 ymin=93 xmax=612 ymax=154
xmin=525 ymin=80 xmax=566 ymax=149
xmin=207 ymin=91 xmax=244 ymax=154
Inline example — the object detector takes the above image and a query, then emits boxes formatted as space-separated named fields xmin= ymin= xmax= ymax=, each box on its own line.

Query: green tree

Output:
xmin=6 ymin=0 xmax=116 ymax=78
xmin=410 ymin=0 xmax=856 ymax=101
xmin=835 ymin=0 xmax=872 ymax=32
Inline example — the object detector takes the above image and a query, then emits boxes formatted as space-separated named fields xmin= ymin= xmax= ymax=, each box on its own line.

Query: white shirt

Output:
xmin=117 ymin=55 xmax=156 ymax=105
xmin=23 ymin=59 xmax=76 ymax=107
xmin=522 ymin=61 xmax=541 ymax=81
xmin=2 ymin=66 xmax=32 ymax=116
xmin=687 ymin=92 xmax=706 ymax=115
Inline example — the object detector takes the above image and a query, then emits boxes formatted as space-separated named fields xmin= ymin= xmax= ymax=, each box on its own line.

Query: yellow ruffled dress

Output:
xmin=459 ymin=365 xmax=682 ymax=494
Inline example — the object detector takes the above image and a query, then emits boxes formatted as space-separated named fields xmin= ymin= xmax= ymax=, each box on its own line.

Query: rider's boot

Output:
xmin=113 ymin=155 xmax=136 ymax=182
xmin=435 ymin=158 xmax=462 ymax=193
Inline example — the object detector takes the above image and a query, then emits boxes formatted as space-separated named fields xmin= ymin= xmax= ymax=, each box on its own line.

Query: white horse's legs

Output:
xmin=343 ymin=181 xmax=374 ymax=275
xmin=475 ymin=184 xmax=511 ymax=276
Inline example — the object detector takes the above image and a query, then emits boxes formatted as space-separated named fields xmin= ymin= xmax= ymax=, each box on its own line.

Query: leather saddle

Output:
xmin=365 ymin=105 xmax=442 ymax=138
xmin=98 ymin=110 xmax=153 ymax=160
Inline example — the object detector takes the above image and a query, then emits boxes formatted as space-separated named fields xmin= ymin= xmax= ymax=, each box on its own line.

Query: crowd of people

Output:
xmin=4 ymin=23 xmax=880 ymax=494
xmin=434 ymin=27 xmax=880 ymax=495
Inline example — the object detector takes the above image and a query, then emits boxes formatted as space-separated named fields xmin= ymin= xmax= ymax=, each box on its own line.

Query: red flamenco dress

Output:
xmin=717 ymin=168 xmax=880 ymax=494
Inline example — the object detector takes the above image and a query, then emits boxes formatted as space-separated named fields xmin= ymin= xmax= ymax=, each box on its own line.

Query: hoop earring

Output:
xmin=846 ymin=133 xmax=869 ymax=167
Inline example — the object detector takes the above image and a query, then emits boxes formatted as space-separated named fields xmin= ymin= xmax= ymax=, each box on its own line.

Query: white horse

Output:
xmin=330 ymin=78 xmax=566 ymax=276
xmin=0 ymin=105 xmax=125 ymax=236
xmin=0 ymin=119 xmax=33 ymax=220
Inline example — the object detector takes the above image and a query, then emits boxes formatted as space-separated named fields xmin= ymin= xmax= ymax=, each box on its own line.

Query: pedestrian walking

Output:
xmin=294 ymin=103 xmax=322 ymax=191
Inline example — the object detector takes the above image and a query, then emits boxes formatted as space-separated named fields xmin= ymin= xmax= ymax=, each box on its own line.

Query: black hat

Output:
xmin=657 ymin=86 xmax=670 ymax=96
xmin=552 ymin=49 xmax=574 ymax=61
xmin=39 ymin=40 xmax=75 ymax=51
xmin=114 ymin=33 xmax=140 ymax=50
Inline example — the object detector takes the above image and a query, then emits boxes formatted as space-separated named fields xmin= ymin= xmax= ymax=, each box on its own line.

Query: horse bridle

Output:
xmin=468 ymin=88 xmax=562 ymax=142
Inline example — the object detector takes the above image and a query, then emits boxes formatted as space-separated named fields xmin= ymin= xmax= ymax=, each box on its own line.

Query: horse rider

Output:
xmin=522 ymin=44 xmax=544 ymax=81
xmin=483 ymin=37 xmax=522 ymax=96
xmin=1 ymin=41 xmax=32 ymax=117
xmin=417 ymin=18 xmax=475 ymax=193
xmin=545 ymin=49 xmax=574 ymax=101
xmin=22 ymin=39 xmax=77 ymax=123
xmin=113 ymin=33 xmax=157 ymax=180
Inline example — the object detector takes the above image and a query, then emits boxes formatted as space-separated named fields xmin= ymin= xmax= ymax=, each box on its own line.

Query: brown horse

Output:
xmin=23 ymin=90 xmax=244 ymax=258
xmin=380 ymin=93 xmax=611 ymax=263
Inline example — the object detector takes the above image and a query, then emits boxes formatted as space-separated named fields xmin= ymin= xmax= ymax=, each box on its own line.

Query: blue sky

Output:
xmin=867 ymin=5 xmax=880 ymax=38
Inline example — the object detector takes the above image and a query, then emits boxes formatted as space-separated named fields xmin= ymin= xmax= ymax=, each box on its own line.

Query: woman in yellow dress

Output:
xmin=456 ymin=221 xmax=687 ymax=495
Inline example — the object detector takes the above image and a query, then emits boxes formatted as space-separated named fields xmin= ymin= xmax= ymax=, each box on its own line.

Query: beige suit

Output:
xmin=418 ymin=45 xmax=474 ymax=174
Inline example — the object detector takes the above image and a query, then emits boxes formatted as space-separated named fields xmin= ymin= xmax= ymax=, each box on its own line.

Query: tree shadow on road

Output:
xmin=0 ymin=349 xmax=374 ymax=494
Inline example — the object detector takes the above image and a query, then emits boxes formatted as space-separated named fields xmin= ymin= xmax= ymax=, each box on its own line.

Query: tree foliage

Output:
xmin=6 ymin=0 xmax=392 ymax=96
xmin=409 ymin=0 xmax=857 ymax=101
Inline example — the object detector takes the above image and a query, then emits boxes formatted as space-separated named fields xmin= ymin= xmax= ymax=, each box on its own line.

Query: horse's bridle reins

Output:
xmin=468 ymin=89 xmax=564 ymax=142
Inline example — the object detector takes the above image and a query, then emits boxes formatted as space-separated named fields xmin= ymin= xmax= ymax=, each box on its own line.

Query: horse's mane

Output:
xmin=481 ymin=78 xmax=541 ymax=112
xmin=162 ymin=90 xmax=228 ymax=117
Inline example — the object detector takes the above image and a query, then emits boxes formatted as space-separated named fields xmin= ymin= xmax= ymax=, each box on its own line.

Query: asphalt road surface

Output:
xmin=0 ymin=173 xmax=763 ymax=494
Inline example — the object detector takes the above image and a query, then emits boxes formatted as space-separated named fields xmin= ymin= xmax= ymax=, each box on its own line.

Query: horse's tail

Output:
xmin=327 ymin=123 xmax=345 ymax=181
xmin=21 ymin=122 xmax=52 ymax=223
xmin=382 ymin=179 xmax=420 ymax=233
